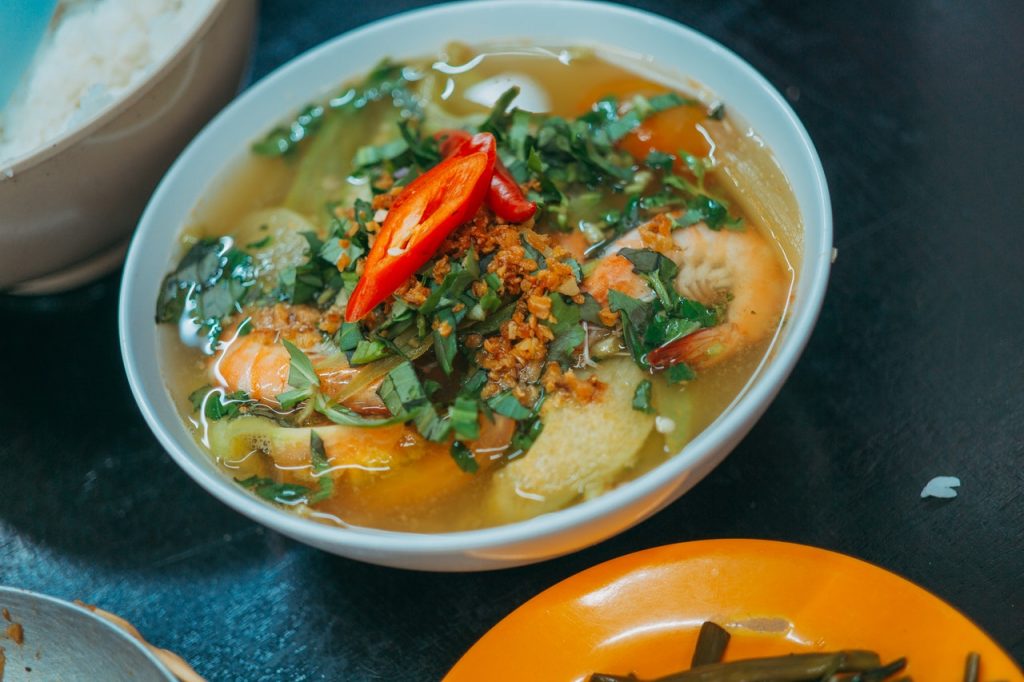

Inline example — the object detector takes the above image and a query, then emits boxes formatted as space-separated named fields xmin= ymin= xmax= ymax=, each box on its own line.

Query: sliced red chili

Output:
xmin=434 ymin=129 xmax=537 ymax=223
xmin=344 ymin=143 xmax=495 ymax=322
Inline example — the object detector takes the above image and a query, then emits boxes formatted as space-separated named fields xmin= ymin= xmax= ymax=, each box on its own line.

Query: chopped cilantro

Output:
xmin=350 ymin=339 xmax=390 ymax=365
xmin=156 ymin=238 xmax=258 ymax=349
xmin=282 ymin=339 xmax=320 ymax=389
xmin=449 ymin=396 xmax=480 ymax=441
xmin=487 ymin=391 xmax=535 ymax=420
xmin=433 ymin=308 xmax=458 ymax=375
xmin=510 ymin=416 xmax=544 ymax=454
xmin=314 ymin=393 xmax=411 ymax=428
xmin=544 ymin=294 xmax=585 ymax=366
xmin=450 ymin=440 xmax=479 ymax=474
xmin=307 ymin=430 xmax=335 ymax=504
xmin=666 ymin=363 xmax=697 ymax=383
xmin=336 ymin=321 xmax=363 ymax=352
xmin=188 ymin=386 xmax=252 ymax=421
xmin=245 ymin=235 xmax=273 ymax=249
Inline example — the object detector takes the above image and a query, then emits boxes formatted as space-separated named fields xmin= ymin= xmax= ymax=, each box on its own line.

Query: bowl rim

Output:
xmin=120 ymin=0 xmax=832 ymax=560
xmin=0 ymin=0 xmax=231 ymax=174
xmin=0 ymin=586 xmax=177 ymax=680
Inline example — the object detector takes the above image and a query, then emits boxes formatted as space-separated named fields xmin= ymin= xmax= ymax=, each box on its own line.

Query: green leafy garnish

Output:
xmin=314 ymin=393 xmax=411 ymax=428
xmin=632 ymin=380 xmax=655 ymax=413
xmin=307 ymin=430 xmax=335 ymax=504
xmin=336 ymin=321 xmax=363 ymax=352
xmin=449 ymin=395 xmax=480 ymax=441
xmin=237 ymin=475 xmax=310 ymax=505
xmin=433 ymin=308 xmax=458 ymax=375
xmin=544 ymin=294 xmax=585 ymax=366
xmin=351 ymin=339 xmax=391 ymax=365
xmin=608 ymin=289 xmax=654 ymax=368
xmin=378 ymin=361 xmax=451 ymax=442
xmin=666 ymin=363 xmax=697 ymax=383
xmin=449 ymin=440 xmax=479 ymax=474
xmin=275 ymin=339 xmax=320 ymax=409
xmin=188 ymin=386 xmax=253 ymax=421
xmin=487 ymin=391 xmax=535 ymax=420
xmin=510 ymin=416 xmax=544 ymax=454
xmin=282 ymin=339 xmax=320 ymax=388
xmin=156 ymin=238 xmax=258 ymax=349
xmin=245 ymin=235 xmax=273 ymax=249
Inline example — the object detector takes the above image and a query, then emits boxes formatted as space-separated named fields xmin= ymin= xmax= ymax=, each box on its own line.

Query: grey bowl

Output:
xmin=0 ymin=587 xmax=175 ymax=681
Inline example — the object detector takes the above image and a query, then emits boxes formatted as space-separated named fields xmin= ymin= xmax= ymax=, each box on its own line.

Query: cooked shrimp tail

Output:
xmin=648 ymin=326 xmax=735 ymax=371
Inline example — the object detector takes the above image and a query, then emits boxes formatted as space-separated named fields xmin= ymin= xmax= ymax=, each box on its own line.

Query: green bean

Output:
xmin=690 ymin=622 xmax=731 ymax=667
xmin=964 ymin=652 xmax=980 ymax=682
xmin=651 ymin=650 xmax=882 ymax=682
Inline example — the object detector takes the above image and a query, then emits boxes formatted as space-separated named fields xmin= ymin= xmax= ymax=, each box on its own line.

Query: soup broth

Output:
xmin=158 ymin=44 xmax=799 ymax=532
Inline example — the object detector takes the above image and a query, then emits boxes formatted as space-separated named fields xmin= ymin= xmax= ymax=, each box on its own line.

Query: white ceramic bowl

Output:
xmin=120 ymin=0 xmax=831 ymax=571
xmin=0 ymin=0 xmax=256 ymax=293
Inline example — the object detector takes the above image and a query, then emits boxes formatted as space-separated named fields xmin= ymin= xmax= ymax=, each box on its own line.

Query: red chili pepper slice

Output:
xmin=344 ymin=144 xmax=495 ymax=322
xmin=435 ymin=130 xmax=537 ymax=223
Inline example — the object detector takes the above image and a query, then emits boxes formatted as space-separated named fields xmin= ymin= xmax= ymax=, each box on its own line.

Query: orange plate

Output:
xmin=446 ymin=540 xmax=1022 ymax=682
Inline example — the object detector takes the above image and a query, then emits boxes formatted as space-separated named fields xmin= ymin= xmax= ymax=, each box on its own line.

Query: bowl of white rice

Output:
xmin=0 ymin=0 xmax=256 ymax=293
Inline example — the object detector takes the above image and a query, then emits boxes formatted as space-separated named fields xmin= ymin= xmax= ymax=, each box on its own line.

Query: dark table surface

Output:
xmin=2 ymin=1 xmax=1023 ymax=679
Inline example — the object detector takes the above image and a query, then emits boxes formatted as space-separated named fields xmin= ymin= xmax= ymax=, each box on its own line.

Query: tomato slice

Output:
xmin=435 ymin=130 xmax=537 ymax=223
xmin=344 ymin=144 xmax=495 ymax=322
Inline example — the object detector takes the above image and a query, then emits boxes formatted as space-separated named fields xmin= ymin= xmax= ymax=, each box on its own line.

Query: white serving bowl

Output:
xmin=0 ymin=0 xmax=256 ymax=293
xmin=120 ymin=0 xmax=832 ymax=571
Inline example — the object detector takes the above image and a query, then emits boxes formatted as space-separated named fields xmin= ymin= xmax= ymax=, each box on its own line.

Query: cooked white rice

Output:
xmin=0 ymin=0 xmax=214 ymax=165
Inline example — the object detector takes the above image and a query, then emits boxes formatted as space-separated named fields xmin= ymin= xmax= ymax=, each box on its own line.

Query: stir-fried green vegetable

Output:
xmin=590 ymin=621 xmax=904 ymax=682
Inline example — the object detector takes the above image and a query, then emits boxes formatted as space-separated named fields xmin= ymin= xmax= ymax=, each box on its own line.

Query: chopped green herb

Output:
xmin=510 ymin=416 xmax=544 ymax=453
xmin=459 ymin=370 xmax=488 ymax=397
xmin=251 ymin=104 xmax=325 ymax=157
xmin=353 ymin=138 xmax=410 ymax=167
xmin=413 ymin=404 xmax=452 ymax=442
xmin=632 ymin=380 xmax=655 ymax=413
xmin=449 ymin=440 xmax=479 ymax=474
xmin=544 ymin=294 xmax=585 ymax=366
xmin=470 ymin=302 xmax=515 ymax=336
xmin=350 ymin=339 xmax=390 ymax=365
xmin=487 ymin=391 xmax=535 ymax=420
xmin=645 ymin=150 xmax=675 ymax=172
xmin=608 ymin=289 xmax=654 ymax=368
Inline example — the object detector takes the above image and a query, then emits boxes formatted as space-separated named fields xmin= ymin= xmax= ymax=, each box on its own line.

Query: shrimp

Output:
xmin=211 ymin=304 xmax=386 ymax=414
xmin=583 ymin=218 xmax=790 ymax=371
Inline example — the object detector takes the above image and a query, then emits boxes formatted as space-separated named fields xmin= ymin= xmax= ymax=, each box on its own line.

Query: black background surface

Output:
xmin=2 ymin=1 xmax=1022 ymax=680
